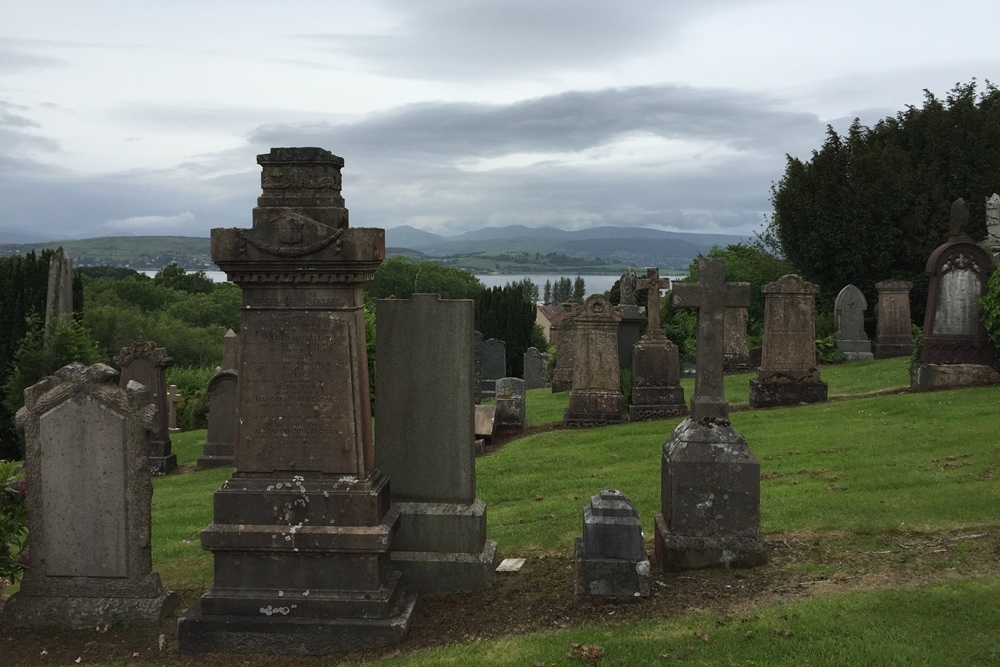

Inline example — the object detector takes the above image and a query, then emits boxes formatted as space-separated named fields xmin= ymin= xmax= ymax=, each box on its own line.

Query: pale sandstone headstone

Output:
xmin=564 ymin=295 xmax=624 ymax=426
xmin=115 ymin=333 xmax=177 ymax=474
xmin=551 ymin=304 xmax=577 ymax=393
xmin=874 ymin=280 xmax=914 ymax=358
xmin=166 ymin=384 xmax=182 ymax=432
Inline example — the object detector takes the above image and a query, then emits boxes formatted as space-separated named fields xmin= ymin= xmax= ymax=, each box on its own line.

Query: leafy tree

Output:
xmin=507 ymin=277 xmax=539 ymax=304
xmin=153 ymin=263 xmax=214 ymax=294
xmin=552 ymin=277 xmax=574 ymax=304
xmin=767 ymin=80 xmax=1000 ymax=321
xmin=367 ymin=256 xmax=483 ymax=301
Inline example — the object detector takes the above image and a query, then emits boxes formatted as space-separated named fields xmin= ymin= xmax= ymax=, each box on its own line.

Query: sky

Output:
xmin=2 ymin=0 xmax=998 ymax=242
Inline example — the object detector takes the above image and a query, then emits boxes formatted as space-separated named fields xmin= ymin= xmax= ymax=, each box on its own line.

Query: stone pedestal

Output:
xmin=564 ymin=295 xmax=624 ymax=426
xmin=910 ymin=363 xmax=1000 ymax=391
xmin=574 ymin=490 xmax=649 ymax=599
xmin=654 ymin=419 xmax=766 ymax=571
xmin=629 ymin=336 xmax=686 ymax=421
xmin=197 ymin=370 xmax=237 ymax=469
xmin=177 ymin=147 xmax=414 ymax=655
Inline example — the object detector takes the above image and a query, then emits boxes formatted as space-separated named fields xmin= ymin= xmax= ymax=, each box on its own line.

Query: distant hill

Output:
xmin=0 ymin=236 xmax=214 ymax=270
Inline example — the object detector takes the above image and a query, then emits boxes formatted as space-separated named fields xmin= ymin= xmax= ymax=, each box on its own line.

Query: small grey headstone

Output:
xmin=574 ymin=490 xmax=649 ymax=599
xmin=523 ymin=347 xmax=546 ymax=389
xmin=494 ymin=376 xmax=526 ymax=436
xmin=197 ymin=370 xmax=237 ymax=469
xmin=835 ymin=284 xmax=873 ymax=362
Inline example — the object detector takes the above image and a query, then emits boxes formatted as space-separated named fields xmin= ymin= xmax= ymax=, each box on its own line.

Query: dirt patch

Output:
xmin=2 ymin=529 xmax=997 ymax=666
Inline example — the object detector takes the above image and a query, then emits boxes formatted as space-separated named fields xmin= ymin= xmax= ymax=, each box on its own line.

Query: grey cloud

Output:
xmin=0 ymin=45 xmax=68 ymax=73
xmin=0 ymin=101 xmax=60 ymax=155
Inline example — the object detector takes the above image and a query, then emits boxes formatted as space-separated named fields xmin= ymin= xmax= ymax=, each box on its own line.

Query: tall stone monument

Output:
xmin=563 ymin=294 xmax=624 ymax=426
xmin=748 ymin=275 xmax=828 ymax=408
xmin=551 ymin=304 xmax=577 ymax=393
xmin=629 ymin=268 xmax=686 ymax=421
xmin=617 ymin=267 xmax=645 ymax=372
xmin=197 ymin=370 xmax=238 ymax=469
xmin=723 ymin=307 xmax=751 ymax=371
xmin=222 ymin=328 xmax=239 ymax=370
xmin=6 ymin=363 xmax=176 ymax=627
xmin=375 ymin=294 xmax=496 ymax=593
xmin=177 ymin=148 xmax=415 ymax=654
xmin=654 ymin=258 xmax=765 ymax=571
xmin=115 ymin=333 xmax=177 ymax=474
xmin=834 ymin=284 xmax=874 ymax=362
xmin=913 ymin=198 xmax=997 ymax=390
xmin=44 ymin=246 xmax=73 ymax=340
xmin=873 ymin=280 xmax=914 ymax=358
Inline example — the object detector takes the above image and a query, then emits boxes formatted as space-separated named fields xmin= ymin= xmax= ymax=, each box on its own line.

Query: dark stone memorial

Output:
xmin=629 ymin=268 xmax=686 ymax=421
xmin=835 ymin=284 xmax=874 ymax=362
xmin=573 ymin=490 xmax=650 ymax=599
xmin=873 ymin=280 xmax=914 ymax=358
xmin=654 ymin=258 xmax=765 ymax=571
xmin=749 ymin=275 xmax=828 ymax=408
xmin=912 ymin=198 xmax=998 ymax=390
xmin=375 ymin=294 xmax=496 ymax=593
xmin=115 ymin=333 xmax=178 ymax=474
xmin=564 ymin=295 xmax=624 ymax=426
xmin=617 ymin=268 xmax=645 ymax=372
xmin=480 ymin=338 xmax=506 ymax=401
xmin=6 ymin=363 xmax=177 ymax=628
xmin=177 ymin=148 xmax=415 ymax=654
xmin=473 ymin=330 xmax=483 ymax=404
xmin=44 ymin=246 xmax=74 ymax=339
xmin=551 ymin=304 xmax=577 ymax=393
xmin=197 ymin=370 xmax=238 ymax=469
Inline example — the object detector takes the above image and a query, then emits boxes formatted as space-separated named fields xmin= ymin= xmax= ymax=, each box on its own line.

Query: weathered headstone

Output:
xmin=6 ymin=363 xmax=177 ymax=627
xmin=834 ymin=284 xmax=874 ymax=362
xmin=985 ymin=192 xmax=1000 ymax=255
xmin=873 ymin=280 xmax=914 ymax=358
xmin=115 ymin=332 xmax=177 ymax=474
xmin=617 ymin=268 xmax=645 ymax=371
xmin=197 ymin=370 xmax=237 ymax=469
xmin=564 ymin=295 xmax=624 ymax=426
xmin=177 ymin=148 xmax=415 ymax=654
xmin=551 ymin=304 xmax=577 ymax=393
xmin=474 ymin=403 xmax=496 ymax=441
xmin=573 ymin=490 xmax=649 ymax=599
xmin=494 ymin=376 xmax=526 ymax=436
xmin=654 ymin=257 xmax=765 ymax=571
xmin=473 ymin=330 xmax=483 ymax=404
xmin=44 ymin=246 xmax=73 ymax=340
xmin=166 ymin=384 xmax=182 ymax=432
xmin=480 ymin=338 xmax=506 ymax=401
xmin=723 ymin=307 xmax=750 ymax=371
xmin=222 ymin=328 xmax=239 ymax=370
xmin=913 ymin=198 xmax=998 ymax=390
xmin=523 ymin=347 xmax=546 ymax=389
xmin=630 ymin=267 xmax=686 ymax=421
xmin=748 ymin=275 xmax=828 ymax=408
xmin=375 ymin=294 xmax=496 ymax=593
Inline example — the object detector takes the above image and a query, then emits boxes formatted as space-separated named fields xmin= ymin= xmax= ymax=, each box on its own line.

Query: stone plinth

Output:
xmin=494 ymin=377 xmax=526 ymax=437
xmin=749 ymin=275 xmax=827 ymax=408
xmin=115 ymin=333 xmax=177 ymax=474
xmin=197 ymin=370 xmax=237 ymax=469
xmin=375 ymin=294 xmax=496 ymax=593
xmin=873 ymin=280 xmax=914 ymax=358
xmin=6 ymin=363 xmax=177 ymax=628
xmin=177 ymin=147 xmax=414 ymax=655
xmin=564 ymin=295 xmax=624 ymax=426
xmin=654 ymin=419 xmax=766 ymax=570
xmin=629 ymin=336 xmax=686 ymax=421
xmin=835 ymin=284 xmax=873 ymax=362
xmin=574 ymin=490 xmax=650 ymax=599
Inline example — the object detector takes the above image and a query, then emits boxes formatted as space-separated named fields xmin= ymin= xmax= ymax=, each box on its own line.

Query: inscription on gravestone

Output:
xmin=564 ymin=295 xmax=624 ymax=426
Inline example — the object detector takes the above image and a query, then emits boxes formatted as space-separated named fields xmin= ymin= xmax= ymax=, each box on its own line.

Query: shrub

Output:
xmin=0 ymin=460 xmax=27 ymax=585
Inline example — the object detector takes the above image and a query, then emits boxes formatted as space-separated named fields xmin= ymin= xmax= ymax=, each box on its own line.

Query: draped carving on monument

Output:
xmin=238 ymin=211 xmax=345 ymax=257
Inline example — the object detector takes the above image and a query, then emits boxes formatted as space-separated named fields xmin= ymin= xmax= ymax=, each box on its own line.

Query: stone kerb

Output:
xmin=834 ymin=284 xmax=873 ymax=362
xmin=7 ymin=362 xmax=177 ymax=628
xmin=563 ymin=294 xmax=624 ymax=427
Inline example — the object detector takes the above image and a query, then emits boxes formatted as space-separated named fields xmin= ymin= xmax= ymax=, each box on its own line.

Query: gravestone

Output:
xmin=655 ymin=258 xmax=764 ymax=571
xmin=222 ymin=329 xmax=239 ymax=370
xmin=494 ymin=377 xmax=526 ymax=436
xmin=115 ymin=332 xmax=177 ymax=474
xmin=873 ymin=280 xmax=914 ymax=358
xmin=474 ymin=404 xmax=496 ymax=442
xmin=177 ymin=148 xmax=415 ymax=654
xmin=551 ymin=304 xmax=577 ymax=393
xmin=834 ymin=284 xmax=874 ymax=362
xmin=523 ymin=347 xmax=546 ymax=389
xmin=564 ymin=294 xmax=624 ymax=426
xmin=480 ymin=338 xmax=506 ymax=401
xmin=6 ymin=362 xmax=177 ymax=627
xmin=375 ymin=294 xmax=496 ymax=593
xmin=44 ymin=246 xmax=73 ymax=340
xmin=630 ymin=267 xmax=686 ymax=421
xmin=913 ymin=198 xmax=998 ymax=390
xmin=986 ymin=193 xmax=1000 ymax=256
xmin=617 ymin=268 xmax=645 ymax=372
xmin=748 ymin=275 xmax=828 ymax=408
xmin=197 ymin=370 xmax=238 ymax=469
xmin=573 ymin=490 xmax=649 ymax=599
xmin=723 ymin=307 xmax=750 ymax=371
xmin=473 ymin=330 xmax=483 ymax=404
xmin=166 ymin=384 xmax=181 ymax=432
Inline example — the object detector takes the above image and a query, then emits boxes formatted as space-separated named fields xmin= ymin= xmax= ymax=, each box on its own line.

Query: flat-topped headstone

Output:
xmin=6 ymin=363 xmax=177 ymax=628
xmin=748 ymin=274 xmax=828 ymax=408
xmin=375 ymin=294 xmax=496 ymax=592
xmin=178 ymin=147 xmax=414 ymax=655
xmin=630 ymin=268 xmax=686 ymax=421
xmin=551 ymin=304 xmax=577 ymax=393
xmin=115 ymin=332 xmax=177 ymax=474
xmin=480 ymin=337 xmax=506 ymax=400
xmin=835 ymin=284 xmax=873 ymax=362
xmin=574 ymin=489 xmax=649 ymax=599
xmin=44 ymin=246 xmax=73 ymax=340
xmin=523 ymin=346 xmax=546 ymax=389
xmin=723 ymin=307 xmax=750 ymax=371
xmin=655 ymin=257 xmax=765 ymax=571
xmin=874 ymin=280 xmax=914 ymax=358
xmin=494 ymin=376 xmax=526 ymax=436
xmin=197 ymin=370 xmax=237 ymax=469
xmin=564 ymin=295 xmax=624 ymax=426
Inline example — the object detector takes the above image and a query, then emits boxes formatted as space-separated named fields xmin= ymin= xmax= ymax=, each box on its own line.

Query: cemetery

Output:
xmin=1 ymin=146 xmax=1000 ymax=665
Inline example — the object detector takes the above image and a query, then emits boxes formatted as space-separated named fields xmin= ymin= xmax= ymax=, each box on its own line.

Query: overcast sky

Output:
xmin=2 ymin=1 xmax=997 ymax=242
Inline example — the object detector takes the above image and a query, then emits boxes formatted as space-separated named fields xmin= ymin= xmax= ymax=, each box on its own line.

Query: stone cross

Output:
xmin=672 ymin=258 xmax=750 ymax=422
xmin=166 ymin=384 xmax=181 ymax=432
xmin=637 ymin=267 xmax=671 ymax=336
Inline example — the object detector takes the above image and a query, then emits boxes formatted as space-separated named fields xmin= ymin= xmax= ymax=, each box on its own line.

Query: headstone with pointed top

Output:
xmin=835 ymin=284 xmax=873 ymax=362
xmin=222 ymin=329 xmax=239 ymax=370
xmin=630 ymin=268 xmax=686 ymax=421
xmin=874 ymin=280 xmax=914 ymax=358
xmin=654 ymin=257 xmax=765 ymax=571
xmin=115 ymin=333 xmax=177 ymax=474
xmin=6 ymin=362 xmax=177 ymax=628
xmin=197 ymin=370 xmax=238 ymax=469
xmin=564 ymin=295 xmax=624 ymax=426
